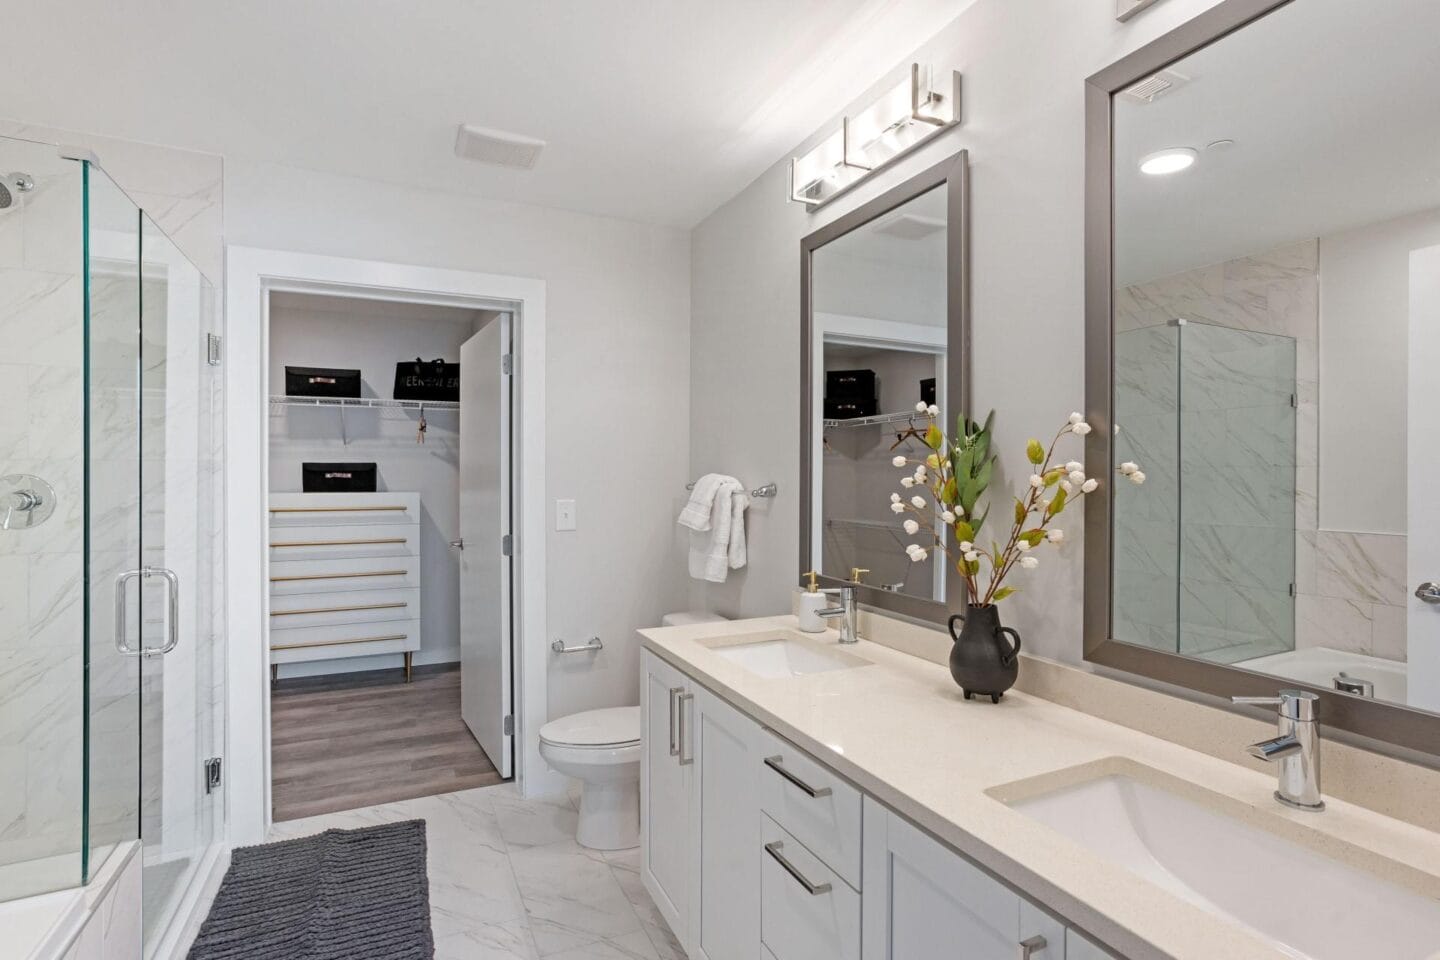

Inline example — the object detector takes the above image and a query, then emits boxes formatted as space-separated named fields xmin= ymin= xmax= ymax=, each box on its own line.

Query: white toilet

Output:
xmin=541 ymin=611 xmax=728 ymax=850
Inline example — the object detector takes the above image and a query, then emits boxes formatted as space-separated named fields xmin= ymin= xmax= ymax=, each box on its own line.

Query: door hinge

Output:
xmin=206 ymin=333 xmax=222 ymax=366
xmin=502 ymin=533 xmax=513 ymax=556
xmin=204 ymin=757 xmax=223 ymax=794
xmin=503 ymin=715 xmax=515 ymax=736
xmin=501 ymin=353 xmax=514 ymax=376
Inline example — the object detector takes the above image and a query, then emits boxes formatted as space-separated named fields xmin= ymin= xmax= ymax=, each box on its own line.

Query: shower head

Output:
xmin=0 ymin=172 xmax=35 ymax=210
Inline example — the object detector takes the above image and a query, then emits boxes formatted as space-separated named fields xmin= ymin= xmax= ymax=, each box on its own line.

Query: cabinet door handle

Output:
xmin=678 ymin=692 xmax=695 ymax=766
xmin=764 ymin=841 xmax=831 ymax=895
xmin=668 ymin=686 xmax=683 ymax=757
xmin=1018 ymin=935 xmax=1048 ymax=959
xmin=763 ymin=755 xmax=832 ymax=798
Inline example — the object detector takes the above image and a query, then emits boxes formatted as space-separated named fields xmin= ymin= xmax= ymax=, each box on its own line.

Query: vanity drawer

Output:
xmin=760 ymin=815 xmax=859 ymax=960
xmin=759 ymin=728 xmax=862 ymax=889
xmin=269 ymin=556 xmax=421 ymax=594
xmin=269 ymin=587 xmax=418 ymax=629
xmin=267 ymin=523 xmax=418 ymax=562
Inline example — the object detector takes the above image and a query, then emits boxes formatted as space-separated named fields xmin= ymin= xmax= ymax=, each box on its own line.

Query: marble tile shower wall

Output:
xmin=0 ymin=126 xmax=223 ymax=879
xmin=1115 ymin=240 xmax=1407 ymax=663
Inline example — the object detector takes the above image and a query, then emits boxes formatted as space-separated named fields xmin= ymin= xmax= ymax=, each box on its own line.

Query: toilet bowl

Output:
xmin=539 ymin=706 xmax=642 ymax=850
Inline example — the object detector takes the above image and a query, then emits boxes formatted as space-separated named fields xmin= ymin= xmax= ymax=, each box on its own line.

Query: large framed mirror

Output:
xmin=801 ymin=152 xmax=969 ymax=624
xmin=1084 ymin=0 xmax=1440 ymax=754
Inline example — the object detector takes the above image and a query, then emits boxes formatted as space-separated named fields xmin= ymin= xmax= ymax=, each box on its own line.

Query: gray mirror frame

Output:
xmin=800 ymin=151 xmax=970 ymax=625
xmin=1083 ymin=0 xmax=1440 ymax=758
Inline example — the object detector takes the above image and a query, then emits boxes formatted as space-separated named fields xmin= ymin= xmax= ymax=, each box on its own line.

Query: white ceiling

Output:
xmin=1114 ymin=0 xmax=1440 ymax=285
xmin=0 ymin=0 xmax=975 ymax=228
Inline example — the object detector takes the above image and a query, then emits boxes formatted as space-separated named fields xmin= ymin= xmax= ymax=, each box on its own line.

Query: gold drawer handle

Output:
xmin=270 ymin=537 xmax=409 ymax=548
xmin=270 ymin=569 xmax=408 ymax=583
xmin=270 ymin=505 xmax=410 ymax=513
xmin=272 ymin=632 xmax=408 ymax=651
xmin=271 ymin=601 xmax=408 ymax=617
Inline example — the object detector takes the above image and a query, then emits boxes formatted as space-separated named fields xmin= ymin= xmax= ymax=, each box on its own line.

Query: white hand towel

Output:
xmin=678 ymin=474 xmax=749 ymax=583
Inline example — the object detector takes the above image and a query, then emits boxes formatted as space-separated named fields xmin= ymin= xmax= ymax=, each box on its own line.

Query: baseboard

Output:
xmin=148 ymin=842 xmax=230 ymax=960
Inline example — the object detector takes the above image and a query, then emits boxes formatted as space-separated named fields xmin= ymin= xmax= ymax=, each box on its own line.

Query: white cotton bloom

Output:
xmin=916 ymin=401 xmax=929 ymax=413
xmin=1059 ymin=479 xmax=1074 ymax=494
xmin=963 ymin=550 xmax=979 ymax=563
xmin=1119 ymin=461 xmax=1138 ymax=476
xmin=1081 ymin=478 xmax=1099 ymax=493
xmin=1065 ymin=461 xmax=1083 ymax=474
xmin=903 ymin=519 xmax=920 ymax=535
xmin=891 ymin=502 xmax=906 ymax=514
xmin=891 ymin=492 xmax=902 ymax=503
xmin=892 ymin=455 xmax=908 ymax=468
xmin=1029 ymin=474 xmax=1045 ymax=489
xmin=927 ymin=404 xmax=939 ymax=417
xmin=1069 ymin=412 xmax=1084 ymax=425
xmin=1016 ymin=540 xmax=1032 ymax=552
xmin=906 ymin=543 xmax=922 ymax=556
xmin=911 ymin=495 xmax=926 ymax=508
xmin=900 ymin=476 xmax=915 ymax=489
xmin=909 ymin=547 xmax=928 ymax=562
xmin=941 ymin=510 xmax=956 ymax=524
xmin=914 ymin=464 xmax=927 ymax=479
xmin=1047 ymin=529 xmax=1065 ymax=543
xmin=1130 ymin=471 xmax=1147 ymax=485
xmin=1019 ymin=555 xmax=1039 ymax=570
xmin=959 ymin=541 xmax=973 ymax=551
xmin=1072 ymin=422 xmax=1093 ymax=436
xmin=1068 ymin=470 xmax=1085 ymax=484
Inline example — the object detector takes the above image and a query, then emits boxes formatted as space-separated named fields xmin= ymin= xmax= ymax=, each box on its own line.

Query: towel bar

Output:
xmin=552 ymin=636 xmax=603 ymax=654
xmin=685 ymin=480 xmax=778 ymax=498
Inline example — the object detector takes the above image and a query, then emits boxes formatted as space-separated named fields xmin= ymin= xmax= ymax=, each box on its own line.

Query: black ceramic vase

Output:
xmin=947 ymin=604 xmax=1021 ymax=703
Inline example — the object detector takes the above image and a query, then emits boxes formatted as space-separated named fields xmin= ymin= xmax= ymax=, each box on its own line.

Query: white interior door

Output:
xmin=1408 ymin=247 xmax=1440 ymax=710
xmin=460 ymin=313 xmax=513 ymax=776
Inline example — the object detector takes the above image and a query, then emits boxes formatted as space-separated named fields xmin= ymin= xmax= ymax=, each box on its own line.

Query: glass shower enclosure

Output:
xmin=0 ymin=134 xmax=225 ymax=956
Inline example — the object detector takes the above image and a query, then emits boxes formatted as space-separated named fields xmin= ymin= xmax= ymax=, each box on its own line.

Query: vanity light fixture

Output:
xmin=789 ymin=64 xmax=961 ymax=210
xmin=1138 ymin=147 xmax=1198 ymax=176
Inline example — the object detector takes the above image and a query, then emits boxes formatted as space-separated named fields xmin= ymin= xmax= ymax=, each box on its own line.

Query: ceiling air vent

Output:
xmin=873 ymin=213 xmax=946 ymax=241
xmin=1119 ymin=68 xmax=1189 ymax=104
xmin=454 ymin=124 xmax=546 ymax=170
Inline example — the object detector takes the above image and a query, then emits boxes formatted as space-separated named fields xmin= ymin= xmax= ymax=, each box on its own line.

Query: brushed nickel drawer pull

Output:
xmin=764 ymin=841 xmax=831 ymax=895
xmin=764 ymin=755 xmax=832 ymax=798
xmin=270 ymin=569 xmax=408 ymax=583
xmin=272 ymin=632 xmax=408 ymax=651
xmin=271 ymin=601 xmax=408 ymax=617
xmin=270 ymin=537 xmax=409 ymax=548
xmin=269 ymin=505 xmax=409 ymax=513
xmin=1018 ymin=935 xmax=1048 ymax=960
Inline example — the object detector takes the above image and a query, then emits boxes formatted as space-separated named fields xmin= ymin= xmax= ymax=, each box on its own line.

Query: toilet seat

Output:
xmin=540 ymin=705 xmax=640 ymax=749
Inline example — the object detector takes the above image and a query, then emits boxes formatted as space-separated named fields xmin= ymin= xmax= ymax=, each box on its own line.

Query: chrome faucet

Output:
xmin=816 ymin=568 xmax=866 ymax=644
xmin=1231 ymin=689 xmax=1324 ymax=811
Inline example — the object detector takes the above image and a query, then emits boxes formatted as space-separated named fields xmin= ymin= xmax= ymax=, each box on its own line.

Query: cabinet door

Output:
xmin=641 ymin=651 xmax=691 ymax=939
xmin=688 ymin=685 xmax=762 ymax=960
xmin=862 ymin=798 xmax=1064 ymax=960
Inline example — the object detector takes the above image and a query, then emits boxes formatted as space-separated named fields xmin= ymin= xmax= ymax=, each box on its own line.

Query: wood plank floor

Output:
xmin=270 ymin=664 xmax=506 ymax=822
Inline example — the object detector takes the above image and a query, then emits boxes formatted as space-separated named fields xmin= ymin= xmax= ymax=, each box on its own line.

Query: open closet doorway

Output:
xmin=264 ymin=291 xmax=515 ymax=821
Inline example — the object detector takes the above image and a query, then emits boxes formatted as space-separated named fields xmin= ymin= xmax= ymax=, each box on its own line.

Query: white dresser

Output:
xmin=268 ymin=492 xmax=422 ymax=680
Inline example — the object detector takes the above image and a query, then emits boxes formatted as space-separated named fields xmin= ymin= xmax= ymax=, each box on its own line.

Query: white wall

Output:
xmin=267 ymin=294 xmax=489 ymax=674
xmin=1319 ymin=208 xmax=1440 ymax=535
xmin=227 ymin=160 xmax=693 ymax=719
xmin=688 ymin=0 xmax=1231 ymax=661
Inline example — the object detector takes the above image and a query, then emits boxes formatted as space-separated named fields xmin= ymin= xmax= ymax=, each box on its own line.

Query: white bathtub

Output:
xmin=1238 ymin=647 xmax=1407 ymax=704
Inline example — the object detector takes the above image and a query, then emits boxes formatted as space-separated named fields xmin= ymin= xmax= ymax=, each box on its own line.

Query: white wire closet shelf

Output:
xmin=269 ymin=395 xmax=460 ymax=411
xmin=823 ymin=410 xmax=933 ymax=428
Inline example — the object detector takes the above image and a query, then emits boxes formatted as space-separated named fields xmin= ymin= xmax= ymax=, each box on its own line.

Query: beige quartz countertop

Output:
xmin=640 ymin=615 xmax=1440 ymax=960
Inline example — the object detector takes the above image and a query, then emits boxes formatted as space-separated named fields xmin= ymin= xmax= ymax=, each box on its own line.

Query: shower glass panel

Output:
xmin=1113 ymin=320 xmax=1296 ymax=662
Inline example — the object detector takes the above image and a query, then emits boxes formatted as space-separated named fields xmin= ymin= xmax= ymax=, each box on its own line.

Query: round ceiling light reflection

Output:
xmin=1138 ymin=147 xmax=1198 ymax=176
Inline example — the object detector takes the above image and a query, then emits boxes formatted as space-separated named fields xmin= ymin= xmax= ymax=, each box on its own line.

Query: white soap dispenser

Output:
xmin=798 ymin=570 xmax=829 ymax=633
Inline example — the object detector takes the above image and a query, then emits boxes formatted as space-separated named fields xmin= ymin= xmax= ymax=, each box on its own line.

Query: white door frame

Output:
xmin=223 ymin=245 xmax=558 ymax=846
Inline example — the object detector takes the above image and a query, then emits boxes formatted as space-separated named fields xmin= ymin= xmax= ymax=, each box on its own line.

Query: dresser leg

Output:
xmin=404 ymin=651 xmax=413 ymax=683
xmin=271 ymin=663 xmax=278 ymax=683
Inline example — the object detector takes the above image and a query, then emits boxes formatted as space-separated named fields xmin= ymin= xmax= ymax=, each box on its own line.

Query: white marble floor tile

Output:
xmin=492 ymin=790 xmax=581 ymax=849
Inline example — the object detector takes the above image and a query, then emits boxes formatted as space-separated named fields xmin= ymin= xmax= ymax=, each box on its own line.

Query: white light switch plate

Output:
xmin=556 ymin=499 xmax=577 ymax=531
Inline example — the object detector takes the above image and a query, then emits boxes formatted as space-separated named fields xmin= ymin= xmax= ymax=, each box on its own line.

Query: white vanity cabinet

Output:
xmin=641 ymin=651 xmax=694 ymax=936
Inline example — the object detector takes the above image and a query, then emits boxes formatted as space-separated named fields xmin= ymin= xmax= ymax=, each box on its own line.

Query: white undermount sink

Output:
xmin=702 ymin=630 xmax=869 ymax=679
xmin=996 ymin=761 xmax=1440 ymax=959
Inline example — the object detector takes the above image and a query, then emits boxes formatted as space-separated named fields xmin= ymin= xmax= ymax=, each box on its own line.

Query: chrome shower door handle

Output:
xmin=1416 ymin=582 xmax=1440 ymax=604
xmin=114 ymin=568 xmax=145 ymax=656
xmin=145 ymin=566 xmax=180 ymax=656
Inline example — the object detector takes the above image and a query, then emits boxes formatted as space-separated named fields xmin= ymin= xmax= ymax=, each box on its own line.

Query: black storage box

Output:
xmin=394 ymin=357 xmax=460 ymax=402
xmin=824 ymin=398 xmax=879 ymax=420
xmin=826 ymin=368 xmax=878 ymax=401
xmin=286 ymin=366 xmax=362 ymax=398
xmin=921 ymin=377 xmax=936 ymax=406
xmin=302 ymin=462 xmax=377 ymax=493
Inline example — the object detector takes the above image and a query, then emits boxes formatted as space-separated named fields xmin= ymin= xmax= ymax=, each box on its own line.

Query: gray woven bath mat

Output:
xmin=187 ymin=820 xmax=434 ymax=959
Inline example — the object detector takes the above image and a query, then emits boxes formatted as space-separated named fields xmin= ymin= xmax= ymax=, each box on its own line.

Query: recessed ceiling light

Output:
xmin=1138 ymin=147 xmax=1197 ymax=176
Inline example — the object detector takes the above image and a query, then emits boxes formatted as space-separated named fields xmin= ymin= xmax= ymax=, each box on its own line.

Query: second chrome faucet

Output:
xmin=1232 ymin=689 xmax=1324 ymax=811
